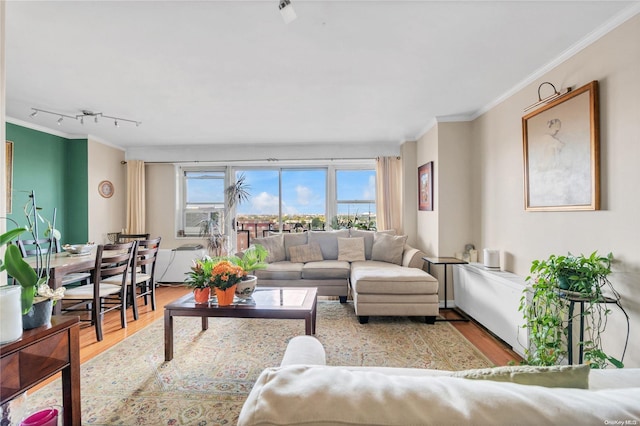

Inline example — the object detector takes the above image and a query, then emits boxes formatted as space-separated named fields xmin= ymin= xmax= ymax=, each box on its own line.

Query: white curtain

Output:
xmin=375 ymin=156 xmax=403 ymax=234
xmin=126 ymin=160 xmax=145 ymax=234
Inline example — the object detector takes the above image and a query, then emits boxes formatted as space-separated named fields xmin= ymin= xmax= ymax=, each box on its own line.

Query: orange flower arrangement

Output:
xmin=209 ymin=260 xmax=246 ymax=290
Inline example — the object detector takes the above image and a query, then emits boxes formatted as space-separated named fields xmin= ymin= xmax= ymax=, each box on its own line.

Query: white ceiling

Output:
xmin=5 ymin=1 xmax=639 ymax=151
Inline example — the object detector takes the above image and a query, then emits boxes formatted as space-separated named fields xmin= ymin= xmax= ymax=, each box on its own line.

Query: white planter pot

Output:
xmin=235 ymin=275 xmax=258 ymax=299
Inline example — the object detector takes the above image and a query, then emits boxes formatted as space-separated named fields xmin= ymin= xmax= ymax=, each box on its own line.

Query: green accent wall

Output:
xmin=6 ymin=123 xmax=89 ymax=244
xmin=64 ymin=139 xmax=89 ymax=244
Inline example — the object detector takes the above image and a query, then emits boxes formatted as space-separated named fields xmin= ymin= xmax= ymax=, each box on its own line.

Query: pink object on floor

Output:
xmin=19 ymin=407 xmax=59 ymax=426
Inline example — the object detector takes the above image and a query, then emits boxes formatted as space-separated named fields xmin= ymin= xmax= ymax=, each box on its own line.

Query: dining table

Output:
xmin=25 ymin=251 xmax=96 ymax=315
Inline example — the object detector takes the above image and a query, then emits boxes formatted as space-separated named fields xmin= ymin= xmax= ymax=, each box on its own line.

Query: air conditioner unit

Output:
xmin=155 ymin=248 xmax=208 ymax=283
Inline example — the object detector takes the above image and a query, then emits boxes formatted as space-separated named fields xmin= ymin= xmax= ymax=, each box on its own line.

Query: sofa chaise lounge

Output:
xmin=251 ymin=229 xmax=440 ymax=323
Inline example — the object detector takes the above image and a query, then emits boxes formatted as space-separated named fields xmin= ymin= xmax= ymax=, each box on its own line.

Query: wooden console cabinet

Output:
xmin=0 ymin=316 xmax=81 ymax=425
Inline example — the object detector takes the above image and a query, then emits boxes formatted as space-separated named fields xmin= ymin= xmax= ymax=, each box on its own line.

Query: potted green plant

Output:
xmin=520 ymin=251 xmax=626 ymax=369
xmin=225 ymin=173 xmax=251 ymax=210
xmin=198 ymin=212 xmax=228 ymax=256
xmin=229 ymin=244 xmax=268 ymax=299
xmin=185 ymin=257 xmax=215 ymax=303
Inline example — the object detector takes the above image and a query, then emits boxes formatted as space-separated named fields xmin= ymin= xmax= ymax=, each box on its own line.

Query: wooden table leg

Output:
xmin=51 ymin=272 xmax=63 ymax=315
xmin=305 ymin=314 xmax=312 ymax=335
xmin=164 ymin=309 xmax=173 ymax=361
xmin=202 ymin=316 xmax=208 ymax=331
xmin=61 ymin=322 xmax=81 ymax=425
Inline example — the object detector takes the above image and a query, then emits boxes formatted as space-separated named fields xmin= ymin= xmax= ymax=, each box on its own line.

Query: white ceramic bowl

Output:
xmin=62 ymin=243 xmax=94 ymax=255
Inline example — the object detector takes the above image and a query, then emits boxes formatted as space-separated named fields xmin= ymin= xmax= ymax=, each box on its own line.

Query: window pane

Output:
xmin=336 ymin=170 xmax=376 ymax=201
xmin=282 ymin=169 xmax=326 ymax=230
xmin=185 ymin=171 xmax=224 ymax=204
xmin=336 ymin=202 xmax=376 ymax=229
xmin=236 ymin=170 xmax=280 ymax=248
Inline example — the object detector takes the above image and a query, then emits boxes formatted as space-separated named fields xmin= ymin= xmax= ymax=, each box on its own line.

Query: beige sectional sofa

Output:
xmin=238 ymin=336 xmax=640 ymax=426
xmin=251 ymin=229 xmax=439 ymax=323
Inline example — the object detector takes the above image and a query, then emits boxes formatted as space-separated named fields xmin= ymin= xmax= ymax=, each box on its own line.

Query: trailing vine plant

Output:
xmin=519 ymin=252 xmax=629 ymax=369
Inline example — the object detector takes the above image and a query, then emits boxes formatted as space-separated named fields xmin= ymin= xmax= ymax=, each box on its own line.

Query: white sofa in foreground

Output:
xmin=238 ymin=336 xmax=640 ymax=426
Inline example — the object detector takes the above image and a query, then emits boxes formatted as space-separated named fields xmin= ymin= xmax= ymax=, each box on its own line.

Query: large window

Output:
xmin=181 ymin=170 xmax=225 ymax=237
xmin=177 ymin=163 xmax=376 ymax=249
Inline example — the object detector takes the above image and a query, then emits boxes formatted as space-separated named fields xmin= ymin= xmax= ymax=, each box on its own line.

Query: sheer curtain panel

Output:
xmin=126 ymin=160 xmax=145 ymax=234
xmin=375 ymin=156 xmax=403 ymax=234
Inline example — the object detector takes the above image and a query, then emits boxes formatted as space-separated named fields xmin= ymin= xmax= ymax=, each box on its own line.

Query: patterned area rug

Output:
xmin=18 ymin=301 xmax=492 ymax=425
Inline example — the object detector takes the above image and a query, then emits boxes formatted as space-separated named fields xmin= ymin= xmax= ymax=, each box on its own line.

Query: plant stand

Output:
xmin=563 ymin=293 xmax=619 ymax=365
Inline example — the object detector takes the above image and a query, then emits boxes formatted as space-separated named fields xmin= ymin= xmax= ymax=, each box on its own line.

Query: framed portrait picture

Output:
xmin=418 ymin=161 xmax=433 ymax=211
xmin=522 ymin=80 xmax=600 ymax=211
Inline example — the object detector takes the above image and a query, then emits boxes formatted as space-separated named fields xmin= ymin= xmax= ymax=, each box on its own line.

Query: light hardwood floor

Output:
xmin=32 ymin=285 xmax=521 ymax=392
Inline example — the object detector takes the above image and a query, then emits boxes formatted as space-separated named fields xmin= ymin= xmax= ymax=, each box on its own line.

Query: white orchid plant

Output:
xmin=35 ymin=283 xmax=66 ymax=304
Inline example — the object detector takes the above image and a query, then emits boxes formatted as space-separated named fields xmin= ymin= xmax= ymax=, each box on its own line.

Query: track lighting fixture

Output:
xmin=279 ymin=0 xmax=297 ymax=24
xmin=29 ymin=108 xmax=141 ymax=128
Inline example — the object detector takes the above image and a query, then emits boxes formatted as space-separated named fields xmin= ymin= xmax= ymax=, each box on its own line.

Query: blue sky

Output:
xmin=238 ymin=169 xmax=375 ymax=215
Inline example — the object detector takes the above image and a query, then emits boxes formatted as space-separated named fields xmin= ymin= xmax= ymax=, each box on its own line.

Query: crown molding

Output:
xmin=472 ymin=2 xmax=640 ymax=121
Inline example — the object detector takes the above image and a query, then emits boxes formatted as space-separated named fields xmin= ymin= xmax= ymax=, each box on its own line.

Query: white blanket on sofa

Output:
xmin=238 ymin=365 xmax=640 ymax=426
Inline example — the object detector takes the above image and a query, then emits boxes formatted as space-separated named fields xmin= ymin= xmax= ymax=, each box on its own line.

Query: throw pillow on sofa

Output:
xmin=284 ymin=233 xmax=308 ymax=261
xmin=349 ymin=228 xmax=396 ymax=259
xmin=452 ymin=364 xmax=590 ymax=389
xmin=371 ymin=233 xmax=407 ymax=265
xmin=289 ymin=243 xmax=324 ymax=263
xmin=307 ymin=230 xmax=349 ymax=260
xmin=337 ymin=237 xmax=365 ymax=262
xmin=252 ymin=234 xmax=286 ymax=263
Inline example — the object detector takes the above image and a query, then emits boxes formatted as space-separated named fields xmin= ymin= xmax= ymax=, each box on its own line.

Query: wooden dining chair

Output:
xmin=61 ymin=241 xmax=137 ymax=341
xmin=17 ymin=237 xmax=91 ymax=287
xmin=102 ymin=237 xmax=161 ymax=320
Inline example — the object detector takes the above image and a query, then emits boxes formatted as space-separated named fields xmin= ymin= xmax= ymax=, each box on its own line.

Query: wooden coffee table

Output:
xmin=164 ymin=286 xmax=318 ymax=361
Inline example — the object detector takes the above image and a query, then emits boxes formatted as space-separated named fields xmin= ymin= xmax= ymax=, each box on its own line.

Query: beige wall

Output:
xmin=145 ymin=163 xmax=202 ymax=249
xmin=416 ymin=125 xmax=439 ymax=256
xmin=401 ymin=141 xmax=418 ymax=247
xmin=87 ymin=138 xmax=126 ymax=244
xmin=417 ymin=15 xmax=640 ymax=366
xmin=414 ymin=122 xmax=473 ymax=301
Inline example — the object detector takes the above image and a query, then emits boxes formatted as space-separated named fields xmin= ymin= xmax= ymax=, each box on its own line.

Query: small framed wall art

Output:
xmin=98 ymin=180 xmax=114 ymax=198
xmin=418 ymin=161 xmax=433 ymax=211
xmin=522 ymin=80 xmax=600 ymax=211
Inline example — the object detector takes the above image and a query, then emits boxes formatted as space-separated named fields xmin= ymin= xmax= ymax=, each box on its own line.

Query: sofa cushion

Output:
xmin=254 ymin=261 xmax=303 ymax=280
xmin=351 ymin=261 xmax=438 ymax=294
xmin=307 ymin=230 xmax=349 ymax=260
xmin=452 ymin=364 xmax=590 ymax=389
xmin=283 ymin=233 xmax=308 ymax=261
xmin=289 ymin=243 xmax=324 ymax=263
xmin=237 ymin=365 xmax=640 ymax=426
xmin=337 ymin=237 xmax=365 ymax=262
xmin=302 ymin=260 xmax=350 ymax=280
xmin=349 ymin=229 xmax=396 ymax=260
xmin=371 ymin=233 xmax=407 ymax=265
xmin=251 ymin=234 xmax=285 ymax=263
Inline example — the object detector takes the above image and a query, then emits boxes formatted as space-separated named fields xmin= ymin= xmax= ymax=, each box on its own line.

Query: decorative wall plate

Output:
xmin=98 ymin=180 xmax=114 ymax=198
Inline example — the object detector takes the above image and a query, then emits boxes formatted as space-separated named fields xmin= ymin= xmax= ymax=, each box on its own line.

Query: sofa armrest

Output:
xmin=402 ymin=245 xmax=426 ymax=269
xmin=280 ymin=336 xmax=326 ymax=366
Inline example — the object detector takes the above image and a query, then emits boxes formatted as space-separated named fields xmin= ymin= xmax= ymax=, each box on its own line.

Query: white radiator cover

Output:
xmin=155 ymin=248 xmax=208 ymax=283
xmin=453 ymin=263 xmax=528 ymax=356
